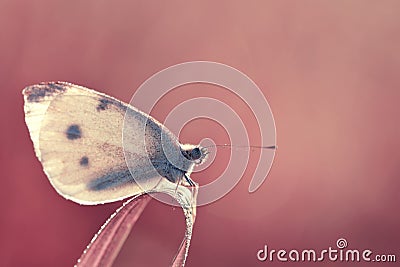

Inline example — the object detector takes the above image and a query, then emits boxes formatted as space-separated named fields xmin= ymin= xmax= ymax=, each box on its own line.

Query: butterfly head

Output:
xmin=181 ymin=145 xmax=208 ymax=165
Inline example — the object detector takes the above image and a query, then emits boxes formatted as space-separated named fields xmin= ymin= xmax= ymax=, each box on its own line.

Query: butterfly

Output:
xmin=23 ymin=81 xmax=208 ymax=205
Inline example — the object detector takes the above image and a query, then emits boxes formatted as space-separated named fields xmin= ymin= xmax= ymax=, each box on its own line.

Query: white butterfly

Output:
xmin=23 ymin=81 xmax=207 ymax=205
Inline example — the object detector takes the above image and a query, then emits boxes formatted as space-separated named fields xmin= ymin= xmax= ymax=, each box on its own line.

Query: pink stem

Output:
xmin=75 ymin=194 xmax=151 ymax=267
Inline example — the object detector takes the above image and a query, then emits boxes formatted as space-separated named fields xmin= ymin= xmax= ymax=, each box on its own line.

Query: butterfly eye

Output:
xmin=190 ymin=147 xmax=201 ymax=160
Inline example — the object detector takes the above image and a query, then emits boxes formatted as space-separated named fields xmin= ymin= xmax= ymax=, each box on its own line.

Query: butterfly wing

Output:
xmin=23 ymin=82 xmax=172 ymax=205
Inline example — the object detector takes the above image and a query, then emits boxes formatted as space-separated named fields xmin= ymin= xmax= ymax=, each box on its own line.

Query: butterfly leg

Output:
xmin=184 ymin=173 xmax=195 ymax=187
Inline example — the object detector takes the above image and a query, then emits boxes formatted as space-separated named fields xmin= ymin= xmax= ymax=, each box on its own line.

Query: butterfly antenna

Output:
xmin=203 ymin=144 xmax=277 ymax=150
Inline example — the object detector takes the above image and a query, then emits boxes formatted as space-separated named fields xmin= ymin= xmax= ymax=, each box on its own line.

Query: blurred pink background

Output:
xmin=1 ymin=1 xmax=399 ymax=266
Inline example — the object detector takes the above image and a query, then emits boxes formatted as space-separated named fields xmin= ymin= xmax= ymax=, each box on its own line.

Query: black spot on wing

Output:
xmin=25 ymin=82 xmax=66 ymax=102
xmin=66 ymin=124 xmax=81 ymax=140
xmin=47 ymin=82 xmax=67 ymax=91
xmin=26 ymin=87 xmax=46 ymax=102
xmin=96 ymin=97 xmax=127 ymax=112
xmin=88 ymin=170 xmax=134 ymax=191
xmin=80 ymin=156 xmax=89 ymax=166
xmin=96 ymin=98 xmax=112 ymax=111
